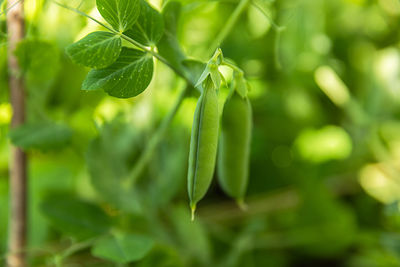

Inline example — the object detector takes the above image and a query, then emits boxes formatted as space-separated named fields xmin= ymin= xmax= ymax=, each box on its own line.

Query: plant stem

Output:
xmin=124 ymin=84 xmax=191 ymax=188
xmin=52 ymin=1 xmax=192 ymax=85
xmin=6 ymin=1 xmax=27 ymax=267
xmin=250 ymin=0 xmax=285 ymax=69
xmin=55 ymin=237 xmax=98 ymax=265
xmin=250 ymin=0 xmax=285 ymax=32
xmin=208 ymin=0 xmax=250 ymax=56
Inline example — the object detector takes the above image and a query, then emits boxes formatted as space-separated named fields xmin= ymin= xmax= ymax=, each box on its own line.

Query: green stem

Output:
xmin=52 ymin=1 xmax=191 ymax=85
xmin=208 ymin=0 xmax=250 ymax=55
xmin=119 ymin=34 xmax=189 ymax=83
xmin=124 ymin=84 xmax=191 ymax=188
xmin=250 ymin=0 xmax=285 ymax=69
xmin=55 ymin=237 xmax=98 ymax=265
xmin=250 ymin=0 xmax=285 ymax=32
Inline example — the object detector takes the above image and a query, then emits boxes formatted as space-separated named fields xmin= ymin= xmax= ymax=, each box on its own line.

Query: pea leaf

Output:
xmin=82 ymin=47 xmax=154 ymax=98
xmin=9 ymin=122 xmax=72 ymax=150
xmin=92 ymin=233 xmax=154 ymax=263
xmin=125 ymin=0 xmax=164 ymax=46
xmin=96 ymin=0 xmax=140 ymax=32
xmin=66 ymin=31 xmax=122 ymax=69
xmin=41 ymin=194 xmax=112 ymax=239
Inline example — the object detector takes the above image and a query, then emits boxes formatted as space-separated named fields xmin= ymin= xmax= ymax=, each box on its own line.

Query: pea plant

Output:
xmin=62 ymin=0 xmax=253 ymax=218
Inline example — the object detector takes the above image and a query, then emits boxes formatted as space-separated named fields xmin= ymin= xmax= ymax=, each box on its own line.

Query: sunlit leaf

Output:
xmin=66 ymin=31 xmax=121 ymax=69
xmin=92 ymin=232 xmax=154 ymax=263
xmin=125 ymin=0 xmax=164 ymax=46
xmin=82 ymin=47 xmax=154 ymax=98
xmin=96 ymin=0 xmax=140 ymax=32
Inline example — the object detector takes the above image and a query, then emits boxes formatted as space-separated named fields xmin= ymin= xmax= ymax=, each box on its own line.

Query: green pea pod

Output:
xmin=218 ymin=90 xmax=252 ymax=206
xmin=188 ymin=79 xmax=219 ymax=219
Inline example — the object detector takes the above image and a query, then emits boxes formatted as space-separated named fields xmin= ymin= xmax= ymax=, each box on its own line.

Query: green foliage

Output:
xmin=82 ymin=48 xmax=153 ymax=98
xmin=40 ymin=194 xmax=112 ymax=239
xmin=66 ymin=31 xmax=122 ymax=69
xmin=125 ymin=0 xmax=164 ymax=46
xmin=96 ymin=0 xmax=140 ymax=32
xmin=157 ymin=1 xmax=187 ymax=77
xmin=86 ymin=118 xmax=142 ymax=213
xmin=91 ymin=233 xmax=154 ymax=263
xmin=9 ymin=122 xmax=72 ymax=150
xmin=168 ymin=204 xmax=211 ymax=265
xmin=14 ymin=39 xmax=60 ymax=83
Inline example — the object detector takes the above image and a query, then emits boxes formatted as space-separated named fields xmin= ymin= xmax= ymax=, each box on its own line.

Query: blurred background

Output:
xmin=1 ymin=0 xmax=400 ymax=266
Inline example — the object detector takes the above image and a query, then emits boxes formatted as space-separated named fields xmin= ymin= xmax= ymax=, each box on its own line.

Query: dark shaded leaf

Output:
xmin=41 ymin=194 xmax=112 ymax=239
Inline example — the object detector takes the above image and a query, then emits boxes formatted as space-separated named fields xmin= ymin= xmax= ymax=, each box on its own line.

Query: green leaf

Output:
xmin=41 ymin=194 xmax=112 ymax=239
xmin=14 ymin=39 xmax=60 ymax=83
xmin=9 ymin=122 xmax=72 ymax=150
xmin=66 ymin=31 xmax=122 ymax=69
xmin=92 ymin=233 xmax=154 ymax=263
xmin=96 ymin=0 xmax=140 ymax=32
xmin=125 ymin=0 xmax=164 ymax=46
xmin=82 ymin=47 xmax=154 ymax=98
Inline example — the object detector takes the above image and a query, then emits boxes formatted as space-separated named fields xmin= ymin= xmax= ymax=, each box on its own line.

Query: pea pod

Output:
xmin=188 ymin=77 xmax=219 ymax=219
xmin=217 ymin=90 xmax=252 ymax=206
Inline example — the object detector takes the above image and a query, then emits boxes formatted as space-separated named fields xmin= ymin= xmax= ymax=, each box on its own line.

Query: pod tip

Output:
xmin=191 ymin=204 xmax=196 ymax=221
xmin=236 ymin=198 xmax=248 ymax=211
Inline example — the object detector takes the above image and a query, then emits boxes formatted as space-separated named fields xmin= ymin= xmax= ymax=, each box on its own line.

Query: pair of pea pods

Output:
xmin=187 ymin=74 xmax=252 ymax=219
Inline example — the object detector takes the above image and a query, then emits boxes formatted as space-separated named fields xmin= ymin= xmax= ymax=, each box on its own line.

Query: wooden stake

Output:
xmin=6 ymin=1 xmax=27 ymax=266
